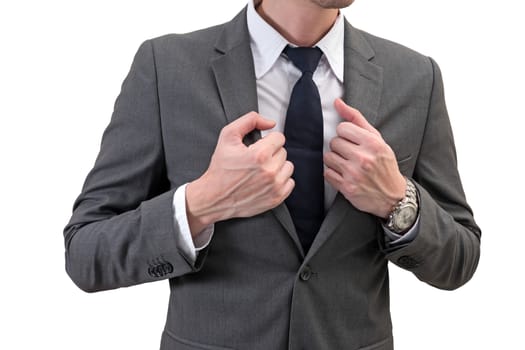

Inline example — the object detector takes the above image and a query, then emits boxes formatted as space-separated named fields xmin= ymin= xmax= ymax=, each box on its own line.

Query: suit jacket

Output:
xmin=64 ymin=7 xmax=481 ymax=350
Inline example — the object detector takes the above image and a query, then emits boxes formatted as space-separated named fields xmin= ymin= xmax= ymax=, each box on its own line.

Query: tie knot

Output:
xmin=284 ymin=46 xmax=323 ymax=74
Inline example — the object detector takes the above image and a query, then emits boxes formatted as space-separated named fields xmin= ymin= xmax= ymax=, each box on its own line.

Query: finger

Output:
xmin=224 ymin=111 xmax=276 ymax=139
xmin=271 ymin=148 xmax=288 ymax=170
xmin=251 ymin=131 xmax=286 ymax=155
xmin=264 ymin=148 xmax=288 ymax=179
xmin=280 ymin=178 xmax=295 ymax=201
xmin=329 ymin=136 xmax=359 ymax=160
xmin=335 ymin=122 xmax=369 ymax=145
xmin=324 ymin=167 xmax=344 ymax=188
xmin=323 ymin=151 xmax=346 ymax=175
xmin=275 ymin=160 xmax=294 ymax=184
xmin=334 ymin=99 xmax=380 ymax=136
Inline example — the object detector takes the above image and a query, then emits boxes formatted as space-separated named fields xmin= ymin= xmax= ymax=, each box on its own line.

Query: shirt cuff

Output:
xmin=382 ymin=214 xmax=420 ymax=246
xmin=173 ymin=183 xmax=215 ymax=263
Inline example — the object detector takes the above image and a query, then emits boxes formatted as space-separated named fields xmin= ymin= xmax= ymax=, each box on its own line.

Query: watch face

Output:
xmin=394 ymin=206 xmax=418 ymax=231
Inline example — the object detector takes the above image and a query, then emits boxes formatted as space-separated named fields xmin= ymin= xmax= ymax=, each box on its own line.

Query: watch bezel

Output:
xmin=392 ymin=203 xmax=418 ymax=232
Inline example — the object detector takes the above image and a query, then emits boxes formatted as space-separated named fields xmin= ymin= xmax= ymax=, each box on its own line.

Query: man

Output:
xmin=64 ymin=0 xmax=481 ymax=349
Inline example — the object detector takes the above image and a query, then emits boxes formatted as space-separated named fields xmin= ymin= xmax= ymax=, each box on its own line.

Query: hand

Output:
xmin=323 ymin=99 xmax=406 ymax=218
xmin=186 ymin=112 xmax=295 ymax=235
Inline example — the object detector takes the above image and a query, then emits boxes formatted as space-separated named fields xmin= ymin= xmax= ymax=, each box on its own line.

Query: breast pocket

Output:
xmin=357 ymin=336 xmax=393 ymax=350
xmin=396 ymin=154 xmax=414 ymax=177
xmin=161 ymin=330 xmax=234 ymax=350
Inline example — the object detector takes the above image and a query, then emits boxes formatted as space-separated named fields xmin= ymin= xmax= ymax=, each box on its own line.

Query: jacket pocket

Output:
xmin=397 ymin=154 xmax=413 ymax=177
xmin=357 ymin=336 xmax=393 ymax=350
xmin=160 ymin=329 xmax=233 ymax=350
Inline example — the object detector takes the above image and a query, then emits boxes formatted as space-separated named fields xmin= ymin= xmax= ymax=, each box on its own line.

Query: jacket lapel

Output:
xmin=306 ymin=20 xmax=384 ymax=260
xmin=211 ymin=8 xmax=258 ymax=125
xmin=341 ymin=21 xmax=383 ymax=127
xmin=211 ymin=8 xmax=304 ymax=256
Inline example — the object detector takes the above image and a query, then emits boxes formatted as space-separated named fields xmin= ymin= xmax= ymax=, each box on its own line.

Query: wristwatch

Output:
xmin=384 ymin=178 xmax=419 ymax=234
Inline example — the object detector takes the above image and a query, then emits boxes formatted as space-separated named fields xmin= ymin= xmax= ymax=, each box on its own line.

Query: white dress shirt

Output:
xmin=173 ymin=0 xmax=418 ymax=262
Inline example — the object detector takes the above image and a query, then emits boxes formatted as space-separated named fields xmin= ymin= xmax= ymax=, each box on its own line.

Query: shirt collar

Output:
xmin=247 ymin=0 xmax=345 ymax=82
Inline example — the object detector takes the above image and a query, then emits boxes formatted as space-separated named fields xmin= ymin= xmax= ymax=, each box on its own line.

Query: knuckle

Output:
xmin=287 ymin=179 xmax=296 ymax=195
xmin=282 ymin=148 xmax=288 ymax=160
xmin=367 ymin=136 xmax=383 ymax=152
xmin=343 ymin=182 xmax=357 ymax=196
xmin=325 ymin=152 xmax=336 ymax=164
xmin=329 ymin=138 xmax=338 ymax=150
xmin=336 ymin=123 xmax=347 ymax=136
xmin=266 ymin=167 xmax=278 ymax=178
xmin=252 ymin=149 xmax=270 ymax=164
xmin=261 ymin=165 xmax=279 ymax=182
xmin=287 ymin=161 xmax=294 ymax=174
xmin=274 ymin=132 xmax=286 ymax=145
xmin=362 ymin=159 xmax=373 ymax=172
xmin=359 ymin=155 xmax=374 ymax=172
xmin=323 ymin=152 xmax=332 ymax=163
xmin=242 ymin=111 xmax=258 ymax=123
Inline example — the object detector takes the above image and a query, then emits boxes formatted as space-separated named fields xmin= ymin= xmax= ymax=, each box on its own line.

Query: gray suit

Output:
xmin=64 ymin=8 xmax=481 ymax=350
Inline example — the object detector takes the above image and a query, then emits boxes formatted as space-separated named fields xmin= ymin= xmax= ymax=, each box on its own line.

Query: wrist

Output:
xmin=383 ymin=178 xmax=419 ymax=234
xmin=379 ymin=176 xmax=407 ymax=219
xmin=185 ymin=175 xmax=222 ymax=237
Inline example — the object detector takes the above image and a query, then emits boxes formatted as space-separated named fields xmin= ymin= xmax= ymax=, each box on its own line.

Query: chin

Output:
xmin=313 ymin=0 xmax=356 ymax=9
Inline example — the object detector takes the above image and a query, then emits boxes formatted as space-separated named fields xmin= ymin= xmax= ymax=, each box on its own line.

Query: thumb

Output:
xmin=334 ymin=98 xmax=379 ymax=135
xmin=225 ymin=112 xmax=276 ymax=139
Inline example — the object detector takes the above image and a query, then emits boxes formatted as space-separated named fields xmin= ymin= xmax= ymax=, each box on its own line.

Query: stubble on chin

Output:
xmin=311 ymin=0 xmax=355 ymax=9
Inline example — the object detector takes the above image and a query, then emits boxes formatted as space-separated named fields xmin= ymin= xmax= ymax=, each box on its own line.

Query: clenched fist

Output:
xmin=186 ymin=112 xmax=295 ymax=235
xmin=323 ymin=99 xmax=406 ymax=219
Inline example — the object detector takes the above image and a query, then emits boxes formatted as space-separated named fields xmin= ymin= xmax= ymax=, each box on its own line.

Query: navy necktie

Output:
xmin=283 ymin=46 xmax=325 ymax=253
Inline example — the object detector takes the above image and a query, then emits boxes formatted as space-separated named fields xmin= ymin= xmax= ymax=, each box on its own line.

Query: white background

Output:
xmin=1 ymin=0 xmax=523 ymax=349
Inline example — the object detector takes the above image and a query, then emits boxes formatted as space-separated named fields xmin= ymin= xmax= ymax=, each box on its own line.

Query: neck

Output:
xmin=256 ymin=0 xmax=339 ymax=47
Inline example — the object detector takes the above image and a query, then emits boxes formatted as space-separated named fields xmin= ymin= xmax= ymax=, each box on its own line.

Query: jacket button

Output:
xmin=397 ymin=255 xmax=420 ymax=269
xmin=148 ymin=260 xmax=174 ymax=278
xmin=162 ymin=262 xmax=174 ymax=274
xmin=148 ymin=266 xmax=159 ymax=278
xmin=300 ymin=266 xmax=312 ymax=281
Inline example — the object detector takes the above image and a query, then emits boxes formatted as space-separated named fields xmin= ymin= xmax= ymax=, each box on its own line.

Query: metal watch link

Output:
xmin=385 ymin=178 xmax=419 ymax=234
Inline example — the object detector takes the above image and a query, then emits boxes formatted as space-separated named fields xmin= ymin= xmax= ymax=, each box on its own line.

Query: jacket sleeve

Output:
xmin=63 ymin=40 xmax=207 ymax=293
xmin=382 ymin=57 xmax=481 ymax=290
